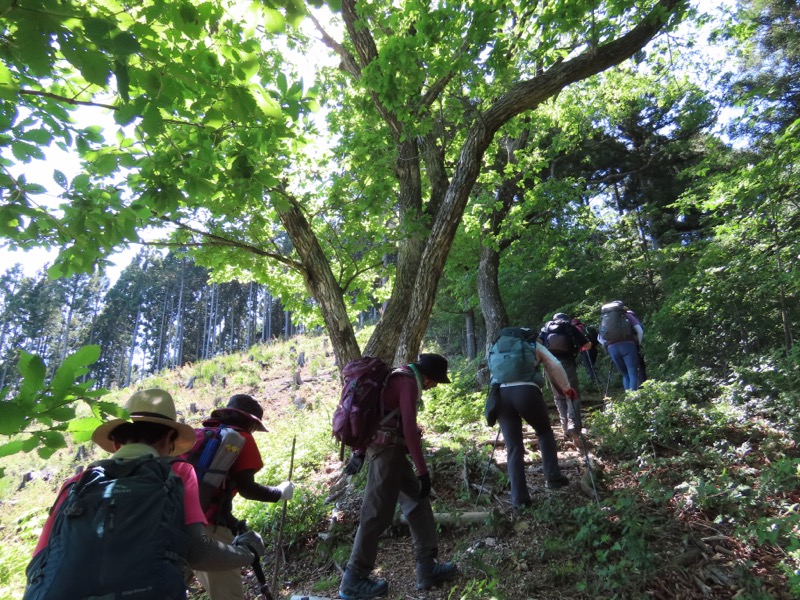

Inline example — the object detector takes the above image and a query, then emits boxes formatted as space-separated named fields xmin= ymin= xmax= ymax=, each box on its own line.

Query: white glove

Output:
xmin=277 ymin=480 xmax=294 ymax=501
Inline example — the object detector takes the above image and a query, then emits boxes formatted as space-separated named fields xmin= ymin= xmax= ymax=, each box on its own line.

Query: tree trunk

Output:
xmin=478 ymin=245 xmax=509 ymax=352
xmin=465 ymin=308 xmax=477 ymax=361
xmin=278 ymin=198 xmax=361 ymax=368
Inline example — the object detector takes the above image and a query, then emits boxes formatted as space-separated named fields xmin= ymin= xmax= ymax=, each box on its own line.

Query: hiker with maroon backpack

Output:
xmin=539 ymin=313 xmax=591 ymax=440
xmin=339 ymin=353 xmax=458 ymax=599
xmin=193 ymin=394 xmax=294 ymax=600
xmin=24 ymin=389 xmax=265 ymax=600
xmin=598 ymin=301 xmax=644 ymax=391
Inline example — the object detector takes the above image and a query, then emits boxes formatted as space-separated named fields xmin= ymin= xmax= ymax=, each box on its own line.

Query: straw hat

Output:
xmin=91 ymin=388 xmax=196 ymax=455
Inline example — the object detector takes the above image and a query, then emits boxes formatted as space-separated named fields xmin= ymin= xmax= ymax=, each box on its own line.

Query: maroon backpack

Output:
xmin=332 ymin=357 xmax=396 ymax=449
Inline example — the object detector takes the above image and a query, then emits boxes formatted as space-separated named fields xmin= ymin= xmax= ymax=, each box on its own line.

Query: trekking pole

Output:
xmin=476 ymin=428 xmax=501 ymax=502
xmin=581 ymin=350 xmax=603 ymax=396
xmin=567 ymin=398 xmax=600 ymax=507
xmin=236 ymin=520 xmax=273 ymax=600
xmin=602 ymin=363 xmax=613 ymax=410
xmin=270 ymin=435 xmax=296 ymax=599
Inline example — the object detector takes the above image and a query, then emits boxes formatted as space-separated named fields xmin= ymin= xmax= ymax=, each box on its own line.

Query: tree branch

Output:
xmin=157 ymin=215 xmax=303 ymax=270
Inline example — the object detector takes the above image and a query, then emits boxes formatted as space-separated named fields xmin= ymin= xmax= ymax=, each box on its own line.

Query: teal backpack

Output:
xmin=487 ymin=327 xmax=542 ymax=385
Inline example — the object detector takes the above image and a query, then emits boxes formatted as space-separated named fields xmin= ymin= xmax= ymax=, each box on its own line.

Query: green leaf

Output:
xmin=0 ymin=439 xmax=25 ymax=459
xmin=68 ymin=417 xmax=104 ymax=443
xmin=204 ymin=107 xmax=225 ymax=129
xmin=18 ymin=352 xmax=46 ymax=403
xmin=114 ymin=60 xmax=130 ymax=102
xmin=110 ymin=32 xmax=141 ymax=57
xmin=63 ymin=345 xmax=102 ymax=369
xmin=114 ymin=102 xmax=140 ymax=126
xmin=53 ymin=169 xmax=68 ymax=189
xmin=47 ymin=406 xmax=77 ymax=421
xmin=263 ymin=9 xmax=286 ymax=33
xmin=20 ymin=129 xmax=53 ymax=145
xmin=83 ymin=18 xmax=115 ymax=44
xmin=94 ymin=153 xmax=119 ymax=176
xmin=37 ymin=445 xmax=61 ymax=459
xmin=71 ymin=173 xmax=91 ymax=190
xmin=141 ymin=104 xmax=164 ymax=136
xmin=0 ymin=61 xmax=19 ymax=99
xmin=92 ymin=400 xmax=128 ymax=420
xmin=50 ymin=364 xmax=76 ymax=402
xmin=11 ymin=140 xmax=45 ymax=162
xmin=0 ymin=400 xmax=27 ymax=435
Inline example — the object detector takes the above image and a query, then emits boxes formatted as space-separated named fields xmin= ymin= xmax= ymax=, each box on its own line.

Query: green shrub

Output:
xmin=572 ymin=493 xmax=659 ymax=594
xmin=591 ymin=377 xmax=733 ymax=458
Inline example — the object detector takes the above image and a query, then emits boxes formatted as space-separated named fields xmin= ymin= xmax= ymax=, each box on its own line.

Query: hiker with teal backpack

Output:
xmin=24 ymin=389 xmax=265 ymax=600
xmin=338 ymin=353 xmax=458 ymax=599
xmin=192 ymin=394 xmax=294 ymax=600
xmin=487 ymin=328 xmax=578 ymax=511
xmin=598 ymin=301 xmax=644 ymax=391
xmin=538 ymin=313 xmax=591 ymax=440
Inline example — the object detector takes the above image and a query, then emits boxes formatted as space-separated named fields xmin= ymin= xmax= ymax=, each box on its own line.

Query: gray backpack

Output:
xmin=599 ymin=301 xmax=635 ymax=343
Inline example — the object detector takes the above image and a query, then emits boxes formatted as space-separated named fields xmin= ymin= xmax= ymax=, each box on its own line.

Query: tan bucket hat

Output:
xmin=91 ymin=388 xmax=196 ymax=455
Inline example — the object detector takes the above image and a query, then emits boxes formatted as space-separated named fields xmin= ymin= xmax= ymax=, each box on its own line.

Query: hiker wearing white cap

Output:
xmin=24 ymin=389 xmax=264 ymax=600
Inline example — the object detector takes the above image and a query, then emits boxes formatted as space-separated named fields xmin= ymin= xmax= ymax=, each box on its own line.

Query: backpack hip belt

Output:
xmin=370 ymin=429 xmax=406 ymax=447
xmin=500 ymin=381 xmax=542 ymax=391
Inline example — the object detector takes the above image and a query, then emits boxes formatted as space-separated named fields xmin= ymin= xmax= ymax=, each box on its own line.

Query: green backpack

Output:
xmin=24 ymin=455 xmax=188 ymax=600
xmin=487 ymin=327 xmax=542 ymax=385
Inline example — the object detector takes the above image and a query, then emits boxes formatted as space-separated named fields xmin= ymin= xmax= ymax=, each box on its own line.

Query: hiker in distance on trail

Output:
xmin=598 ymin=300 xmax=645 ymax=391
xmin=570 ymin=315 xmax=600 ymax=384
xmin=539 ymin=312 xmax=592 ymax=441
xmin=486 ymin=327 xmax=578 ymax=511
xmin=339 ymin=353 xmax=458 ymax=600
xmin=190 ymin=394 xmax=295 ymax=600
xmin=24 ymin=388 xmax=266 ymax=600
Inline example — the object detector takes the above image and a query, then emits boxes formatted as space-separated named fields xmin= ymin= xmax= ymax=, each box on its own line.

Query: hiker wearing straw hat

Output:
xmin=194 ymin=394 xmax=294 ymax=600
xmin=24 ymin=389 xmax=265 ymax=600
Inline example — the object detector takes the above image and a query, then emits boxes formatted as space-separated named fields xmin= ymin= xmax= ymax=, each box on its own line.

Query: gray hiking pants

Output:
xmin=346 ymin=442 xmax=438 ymax=576
xmin=551 ymin=357 xmax=582 ymax=434
xmin=497 ymin=383 xmax=563 ymax=507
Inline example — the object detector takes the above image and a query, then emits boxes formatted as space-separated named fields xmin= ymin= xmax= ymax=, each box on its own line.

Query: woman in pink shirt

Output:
xmin=25 ymin=389 xmax=264 ymax=599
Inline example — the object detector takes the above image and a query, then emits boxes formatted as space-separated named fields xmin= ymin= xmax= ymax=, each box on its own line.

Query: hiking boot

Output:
xmin=339 ymin=570 xmax=388 ymax=599
xmin=416 ymin=557 xmax=458 ymax=590
xmin=512 ymin=499 xmax=532 ymax=513
xmin=545 ymin=475 xmax=570 ymax=490
xmin=566 ymin=427 xmax=581 ymax=444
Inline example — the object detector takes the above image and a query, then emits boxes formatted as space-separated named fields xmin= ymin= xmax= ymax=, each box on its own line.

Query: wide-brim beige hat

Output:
xmin=91 ymin=388 xmax=196 ymax=455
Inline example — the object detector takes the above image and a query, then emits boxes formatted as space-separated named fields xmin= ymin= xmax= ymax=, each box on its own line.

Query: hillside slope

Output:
xmin=1 ymin=334 xmax=795 ymax=599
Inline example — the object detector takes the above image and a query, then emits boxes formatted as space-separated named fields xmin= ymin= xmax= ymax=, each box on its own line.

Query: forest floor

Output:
xmin=1 ymin=335 xmax=794 ymax=599
xmin=236 ymin=394 xmax=791 ymax=600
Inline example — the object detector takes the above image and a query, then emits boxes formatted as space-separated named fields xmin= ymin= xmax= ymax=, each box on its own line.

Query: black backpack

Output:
xmin=542 ymin=320 xmax=575 ymax=354
xmin=599 ymin=301 xmax=635 ymax=343
xmin=24 ymin=455 xmax=188 ymax=600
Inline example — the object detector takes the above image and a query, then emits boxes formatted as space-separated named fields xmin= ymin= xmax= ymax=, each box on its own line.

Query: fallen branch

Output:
xmin=396 ymin=511 xmax=491 ymax=526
